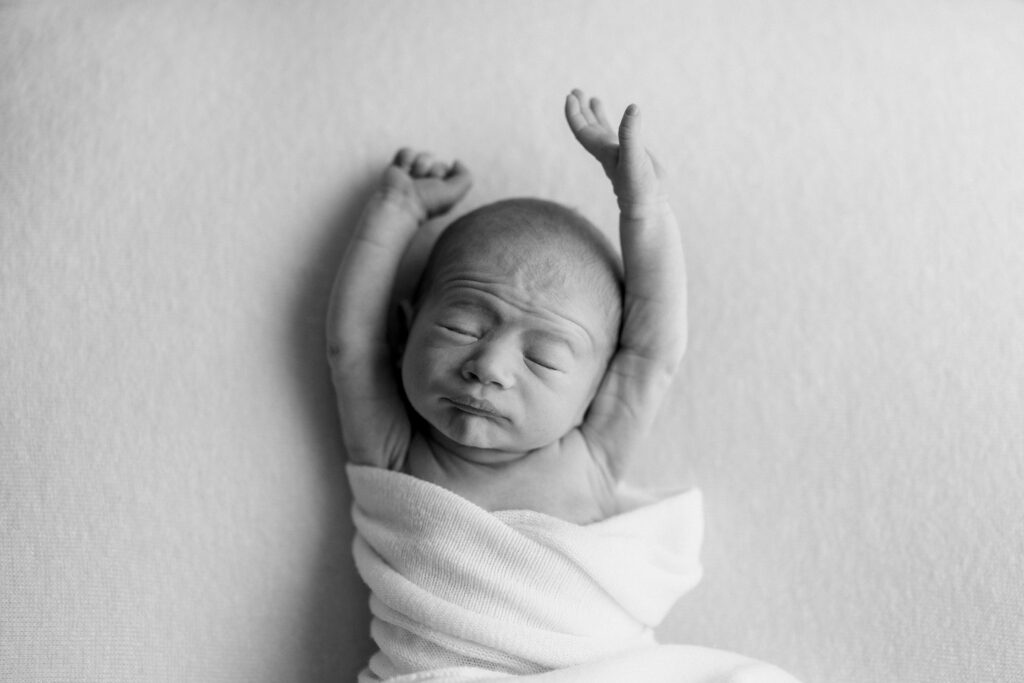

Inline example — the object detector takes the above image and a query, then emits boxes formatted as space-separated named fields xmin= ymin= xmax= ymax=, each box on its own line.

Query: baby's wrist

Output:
xmin=616 ymin=194 xmax=672 ymax=220
xmin=375 ymin=187 xmax=428 ymax=223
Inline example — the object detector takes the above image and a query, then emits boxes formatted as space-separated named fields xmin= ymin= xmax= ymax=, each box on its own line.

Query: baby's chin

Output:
xmin=427 ymin=418 xmax=540 ymax=461
xmin=432 ymin=419 xmax=514 ymax=451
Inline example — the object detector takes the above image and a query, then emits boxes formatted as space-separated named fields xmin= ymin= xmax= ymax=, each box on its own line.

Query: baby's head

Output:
xmin=401 ymin=198 xmax=623 ymax=456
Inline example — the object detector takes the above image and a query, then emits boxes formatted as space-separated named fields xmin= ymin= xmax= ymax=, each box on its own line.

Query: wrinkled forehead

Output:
xmin=437 ymin=226 xmax=577 ymax=295
xmin=420 ymin=205 xmax=623 ymax=345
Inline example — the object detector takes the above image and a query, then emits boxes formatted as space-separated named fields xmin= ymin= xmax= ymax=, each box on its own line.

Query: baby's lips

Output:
xmin=444 ymin=395 xmax=504 ymax=419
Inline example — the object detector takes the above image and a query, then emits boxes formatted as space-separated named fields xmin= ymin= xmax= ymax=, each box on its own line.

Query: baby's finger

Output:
xmin=566 ymin=92 xmax=607 ymax=155
xmin=618 ymin=104 xmax=645 ymax=166
xmin=574 ymin=89 xmax=598 ymax=126
xmin=393 ymin=148 xmax=416 ymax=170
xmin=564 ymin=91 xmax=589 ymax=132
xmin=444 ymin=159 xmax=472 ymax=182
xmin=428 ymin=161 xmax=448 ymax=178
xmin=444 ymin=160 xmax=473 ymax=198
xmin=591 ymin=97 xmax=613 ymax=132
xmin=412 ymin=153 xmax=435 ymax=176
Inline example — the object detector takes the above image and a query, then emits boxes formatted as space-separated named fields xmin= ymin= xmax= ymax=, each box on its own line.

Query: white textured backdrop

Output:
xmin=2 ymin=2 xmax=1023 ymax=682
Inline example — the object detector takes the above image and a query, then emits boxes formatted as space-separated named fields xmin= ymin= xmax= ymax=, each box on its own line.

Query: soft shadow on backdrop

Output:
xmin=3 ymin=2 xmax=1023 ymax=682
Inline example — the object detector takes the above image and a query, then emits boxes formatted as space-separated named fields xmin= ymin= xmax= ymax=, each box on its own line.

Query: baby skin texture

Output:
xmin=327 ymin=90 xmax=686 ymax=523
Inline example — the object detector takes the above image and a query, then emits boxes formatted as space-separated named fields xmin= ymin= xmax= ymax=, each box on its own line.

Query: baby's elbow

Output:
xmin=326 ymin=336 xmax=383 ymax=369
xmin=325 ymin=338 xmax=353 ymax=374
xmin=326 ymin=341 xmax=392 ymax=395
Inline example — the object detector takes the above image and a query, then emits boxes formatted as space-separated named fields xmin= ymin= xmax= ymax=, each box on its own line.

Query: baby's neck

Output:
xmin=405 ymin=427 xmax=613 ymax=524
xmin=425 ymin=428 xmax=533 ymax=471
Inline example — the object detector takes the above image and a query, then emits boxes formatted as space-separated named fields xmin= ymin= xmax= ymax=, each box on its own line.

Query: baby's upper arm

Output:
xmin=581 ymin=342 xmax=682 ymax=480
xmin=325 ymin=191 xmax=425 ymax=471
xmin=327 ymin=341 xmax=411 ymax=470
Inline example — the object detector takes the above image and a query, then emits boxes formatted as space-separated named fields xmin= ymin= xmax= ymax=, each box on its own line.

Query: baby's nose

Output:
xmin=461 ymin=342 xmax=516 ymax=389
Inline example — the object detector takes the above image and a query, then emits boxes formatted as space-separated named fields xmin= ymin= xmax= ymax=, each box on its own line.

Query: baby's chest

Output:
xmin=467 ymin=470 xmax=603 ymax=523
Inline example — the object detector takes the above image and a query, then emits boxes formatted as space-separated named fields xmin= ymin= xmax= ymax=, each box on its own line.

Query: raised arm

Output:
xmin=326 ymin=149 xmax=471 ymax=469
xmin=565 ymin=90 xmax=687 ymax=479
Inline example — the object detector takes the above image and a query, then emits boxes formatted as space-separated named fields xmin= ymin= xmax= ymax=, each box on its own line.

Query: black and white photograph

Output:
xmin=2 ymin=2 xmax=1022 ymax=681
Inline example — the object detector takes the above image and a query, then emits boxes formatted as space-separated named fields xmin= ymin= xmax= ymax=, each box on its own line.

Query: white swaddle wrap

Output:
xmin=347 ymin=464 xmax=708 ymax=681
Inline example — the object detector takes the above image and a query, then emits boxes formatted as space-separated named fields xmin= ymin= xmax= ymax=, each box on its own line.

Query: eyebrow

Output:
xmin=441 ymin=298 xmax=496 ymax=320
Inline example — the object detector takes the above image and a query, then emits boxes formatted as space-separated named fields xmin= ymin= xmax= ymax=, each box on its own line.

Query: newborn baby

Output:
xmin=328 ymin=90 xmax=685 ymax=525
xmin=328 ymin=92 xmax=799 ymax=682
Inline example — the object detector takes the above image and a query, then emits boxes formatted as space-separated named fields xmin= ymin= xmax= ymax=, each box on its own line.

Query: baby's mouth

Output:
xmin=443 ymin=396 xmax=504 ymax=419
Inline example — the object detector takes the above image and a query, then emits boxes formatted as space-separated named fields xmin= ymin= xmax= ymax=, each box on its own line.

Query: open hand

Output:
xmin=382 ymin=148 xmax=472 ymax=220
xmin=565 ymin=89 xmax=664 ymax=207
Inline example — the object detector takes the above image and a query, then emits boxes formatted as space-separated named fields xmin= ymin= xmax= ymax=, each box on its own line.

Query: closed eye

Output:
xmin=526 ymin=356 xmax=563 ymax=373
xmin=439 ymin=324 xmax=478 ymax=340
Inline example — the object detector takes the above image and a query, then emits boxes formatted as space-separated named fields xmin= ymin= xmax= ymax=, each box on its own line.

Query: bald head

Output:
xmin=415 ymin=198 xmax=623 ymax=346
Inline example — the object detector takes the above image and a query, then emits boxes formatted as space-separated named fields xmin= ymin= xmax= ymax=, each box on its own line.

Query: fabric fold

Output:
xmin=348 ymin=464 xmax=704 ymax=681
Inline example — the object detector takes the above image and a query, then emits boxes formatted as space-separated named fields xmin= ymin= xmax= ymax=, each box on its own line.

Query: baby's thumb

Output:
xmin=618 ymin=104 xmax=644 ymax=165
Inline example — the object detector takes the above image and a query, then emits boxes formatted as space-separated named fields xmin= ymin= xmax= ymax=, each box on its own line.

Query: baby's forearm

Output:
xmin=327 ymin=191 xmax=423 ymax=364
xmin=618 ymin=199 xmax=688 ymax=367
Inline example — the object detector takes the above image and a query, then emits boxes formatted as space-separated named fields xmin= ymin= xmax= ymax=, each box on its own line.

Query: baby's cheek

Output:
xmin=530 ymin=382 xmax=576 ymax=428
xmin=564 ymin=367 xmax=605 ymax=422
xmin=402 ymin=341 xmax=434 ymax=392
xmin=413 ymin=347 xmax=467 ymax=398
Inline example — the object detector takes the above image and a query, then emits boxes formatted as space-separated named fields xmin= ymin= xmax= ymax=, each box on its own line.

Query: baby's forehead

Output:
xmin=420 ymin=199 xmax=623 ymax=343
xmin=434 ymin=250 xmax=588 ymax=308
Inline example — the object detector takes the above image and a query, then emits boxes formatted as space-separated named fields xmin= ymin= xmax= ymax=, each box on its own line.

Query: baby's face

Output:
xmin=401 ymin=247 xmax=615 ymax=456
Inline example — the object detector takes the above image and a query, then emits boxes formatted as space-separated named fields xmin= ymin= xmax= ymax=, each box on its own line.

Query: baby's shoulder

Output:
xmin=513 ymin=431 xmax=620 ymax=522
